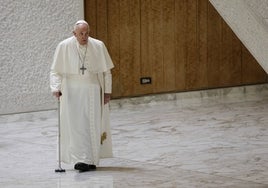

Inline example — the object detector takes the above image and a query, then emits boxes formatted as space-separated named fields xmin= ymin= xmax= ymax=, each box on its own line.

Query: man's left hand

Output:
xmin=104 ymin=93 xmax=111 ymax=104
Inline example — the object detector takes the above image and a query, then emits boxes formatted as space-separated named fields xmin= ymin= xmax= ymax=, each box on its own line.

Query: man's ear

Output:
xmin=73 ymin=31 xmax=76 ymax=36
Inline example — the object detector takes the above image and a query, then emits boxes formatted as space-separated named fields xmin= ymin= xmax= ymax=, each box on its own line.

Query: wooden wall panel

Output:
xmin=198 ymin=0 xmax=208 ymax=89
xmin=85 ymin=0 xmax=97 ymax=37
xmin=129 ymin=0 xmax=141 ymax=95
xmin=186 ymin=0 xmax=199 ymax=90
xmin=162 ymin=0 xmax=176 ymax=92
xmin=151 ymin=0 xmax=164 ymax=93
xmin=119 ymin=0 xmax=133 ymax=96
xmin=107 ymin=0 xmax=120 ymax=97
xmin=140 ymin=0 xmax=154 ymax=94
xmin=96 ymin=0 xmax=107 ymax=43
xmin=175 ymin=0 xmax=187 ymax=91
xmin=84 ymin=0 xmax=268 ymax=98
xmin=207 ymin=2 xmax=222 ymax=88
xmin=119 ymin=0 xmax=141 ymax=96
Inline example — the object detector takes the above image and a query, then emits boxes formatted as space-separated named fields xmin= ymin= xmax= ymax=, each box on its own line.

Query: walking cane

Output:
xmin=55 ymin=92 xmax=65 ymax=173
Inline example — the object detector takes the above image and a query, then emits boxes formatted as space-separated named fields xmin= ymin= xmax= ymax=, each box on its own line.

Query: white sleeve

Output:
xmin=50 ymin=70 xmax=62 ymax=92
xmin=104 ymin=70 xmax=112 ymax=93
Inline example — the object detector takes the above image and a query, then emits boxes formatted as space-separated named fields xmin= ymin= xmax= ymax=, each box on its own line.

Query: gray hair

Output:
xmin=73 ymin=20 xmax=90 ymax=31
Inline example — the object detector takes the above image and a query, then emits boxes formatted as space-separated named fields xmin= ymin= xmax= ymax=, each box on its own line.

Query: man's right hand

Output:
xmin=53 ymin=91 xmax=62 ymax=99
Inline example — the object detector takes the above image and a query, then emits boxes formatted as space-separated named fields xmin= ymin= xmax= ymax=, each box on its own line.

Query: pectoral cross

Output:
xmin=80 ymin=64 xmax=87 ymax=75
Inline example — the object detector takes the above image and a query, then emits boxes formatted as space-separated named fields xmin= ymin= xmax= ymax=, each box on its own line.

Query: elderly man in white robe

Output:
xmin=50 ymin=20 xmax=114 ymax=172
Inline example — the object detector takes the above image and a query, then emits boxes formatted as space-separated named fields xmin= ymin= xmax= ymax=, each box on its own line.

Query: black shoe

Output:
xmin=74 ymin=162 xmax=96 ymax=172
xmin=88 ymin=164 xmax=96 ymax=170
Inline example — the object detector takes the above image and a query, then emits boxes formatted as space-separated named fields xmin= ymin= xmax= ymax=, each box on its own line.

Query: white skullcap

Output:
xmin=73 ymin=20 xmax=89 ymax=31
xmin=75 ymin=20 xmax=88 ymax=26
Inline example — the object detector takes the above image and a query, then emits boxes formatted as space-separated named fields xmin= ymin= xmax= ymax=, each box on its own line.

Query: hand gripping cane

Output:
xmin=55 ymin=92 xmax=65 ymax=173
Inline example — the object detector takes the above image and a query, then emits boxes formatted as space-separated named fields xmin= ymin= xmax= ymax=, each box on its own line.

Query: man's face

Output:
xmin=73 ymin=24 xmax=89 ymax=45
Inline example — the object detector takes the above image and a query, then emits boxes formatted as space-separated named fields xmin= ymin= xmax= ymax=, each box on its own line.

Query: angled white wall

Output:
xmin=209 ymin=0 xmax=268 ymax=73
xmin=245 ymin=0 xmax=268 ymax=25
xmin=0 ymin=0 xmax=83 ymax=114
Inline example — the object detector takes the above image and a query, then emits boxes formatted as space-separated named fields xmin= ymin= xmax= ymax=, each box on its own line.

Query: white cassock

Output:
xmin=50 ymin=36 xmax=114 ymax=165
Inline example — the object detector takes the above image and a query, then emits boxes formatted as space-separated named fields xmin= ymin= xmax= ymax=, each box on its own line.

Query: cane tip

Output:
xmin=55 ymin=169 xmax=66 ymax=173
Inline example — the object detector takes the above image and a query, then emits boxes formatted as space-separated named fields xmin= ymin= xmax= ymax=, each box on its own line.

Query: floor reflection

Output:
xmin=58 ymin=175 xmax=113 ymax=188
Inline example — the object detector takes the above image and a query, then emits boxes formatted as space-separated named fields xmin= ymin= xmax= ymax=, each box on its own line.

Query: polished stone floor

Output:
xmin=0 ymin=84 xmax=268 ymax=188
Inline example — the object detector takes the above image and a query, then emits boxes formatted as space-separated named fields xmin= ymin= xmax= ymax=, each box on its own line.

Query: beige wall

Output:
xmin=0 ymin=0 xmax=83 ymax=114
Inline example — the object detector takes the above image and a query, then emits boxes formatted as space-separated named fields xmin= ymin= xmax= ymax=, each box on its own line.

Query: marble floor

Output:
xmin=0 ymin=84 xmax=268 ymax=188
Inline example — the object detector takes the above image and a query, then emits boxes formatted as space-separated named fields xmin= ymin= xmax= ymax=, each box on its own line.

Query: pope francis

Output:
xmin=50 ymin=20 xmax=114 ymax=172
